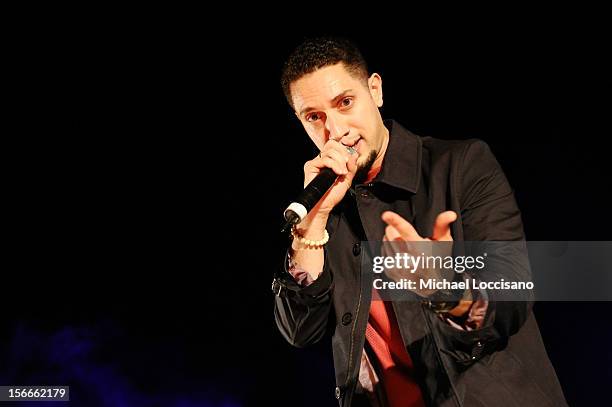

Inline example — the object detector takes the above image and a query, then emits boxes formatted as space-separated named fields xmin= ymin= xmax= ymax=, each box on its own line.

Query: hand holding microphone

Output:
xmin=282 ymin=140 xmax=359 ymax=232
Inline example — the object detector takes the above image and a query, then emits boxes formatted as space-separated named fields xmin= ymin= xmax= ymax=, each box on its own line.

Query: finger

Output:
xmin=323 ymin=156 xmax=348 ymax=176
xmin=322 ymin=149 xmax=349 ymax=173
xmin=431 ymin=210 xmax=457 ymax=241
xmin=326 ymin=140 xmax=359 ymax=173
xmin=384 ymin=224 xmax=403 ymax=242
xmin=323 ymin=140 xmax=352 ymax=160
xmin=381 ymin=211 xmax=422 ymax=241
xmin=303 ymin=159 xmax=322 ymax=177
xmin=310 ymin=154 xmax=347 ymax=176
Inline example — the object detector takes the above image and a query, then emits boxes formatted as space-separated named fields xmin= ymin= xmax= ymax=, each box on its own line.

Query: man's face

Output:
xmin=290 ymin=63 xmax=386 ymax=172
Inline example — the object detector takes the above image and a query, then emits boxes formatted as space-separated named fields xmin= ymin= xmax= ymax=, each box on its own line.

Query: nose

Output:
xmin=324 ymin=112 xmax=349 ymax=142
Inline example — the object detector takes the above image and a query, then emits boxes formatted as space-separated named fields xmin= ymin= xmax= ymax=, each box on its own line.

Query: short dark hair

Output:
xmin=281 ymin=37 xmax=369 ymax=108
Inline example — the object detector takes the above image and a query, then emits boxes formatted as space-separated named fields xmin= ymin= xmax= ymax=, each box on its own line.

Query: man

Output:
xmin=272 ymin=37 xmax=567 ymax=407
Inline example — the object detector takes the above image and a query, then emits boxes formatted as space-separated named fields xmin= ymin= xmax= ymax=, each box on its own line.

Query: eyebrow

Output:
xmin=299 ymin=89 xmax=354 ymax=117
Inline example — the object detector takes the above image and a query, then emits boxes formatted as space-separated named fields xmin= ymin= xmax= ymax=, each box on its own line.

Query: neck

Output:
xmin=363 ymin=126 xmax=390 ymax=184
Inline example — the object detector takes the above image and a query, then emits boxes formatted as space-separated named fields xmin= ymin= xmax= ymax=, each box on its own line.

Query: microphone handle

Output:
xmin=297 ymin=167 xmax=338 ymax=211
xmin=281 ymin=168 xmax=338 ymax=233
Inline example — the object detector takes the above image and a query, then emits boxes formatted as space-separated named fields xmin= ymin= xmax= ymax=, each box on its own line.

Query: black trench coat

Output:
xmin=273 ymin=120 xmax=567 ymax=407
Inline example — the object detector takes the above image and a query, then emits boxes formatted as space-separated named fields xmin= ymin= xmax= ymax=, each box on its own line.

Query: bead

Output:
xmin=291 ymin=226 xmax=329 ymax=248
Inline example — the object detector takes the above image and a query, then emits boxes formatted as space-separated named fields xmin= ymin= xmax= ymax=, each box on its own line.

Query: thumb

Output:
xmin=339 ymin=152 xmax=359 ymax=185
xmin=346 ymin=150 xmax=359 ymax=174
xmin=432 ymin=211 xmax=457 ymax=241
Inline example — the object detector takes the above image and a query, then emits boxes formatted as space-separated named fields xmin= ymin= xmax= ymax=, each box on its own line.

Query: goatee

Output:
xmin=353 ymin=150 xmax=378 ymax=185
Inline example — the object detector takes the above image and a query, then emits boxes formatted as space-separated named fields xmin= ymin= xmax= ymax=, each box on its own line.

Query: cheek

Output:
xmin=306 ymin=127 xmax=326 ymax=150
xmin=354 ymin=103 xmax=377 ymax=130
xmin=360 ymin=106 xmax=382 ymax=144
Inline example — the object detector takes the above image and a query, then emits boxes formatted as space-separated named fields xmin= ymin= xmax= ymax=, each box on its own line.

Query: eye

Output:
xmin=340 ymin=97 xmax=353 ymax=108
xmin=306 ymin=112 xmax=320 ymax=122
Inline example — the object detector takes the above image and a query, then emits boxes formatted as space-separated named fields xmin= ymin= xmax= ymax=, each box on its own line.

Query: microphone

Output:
xmin=281 ymin=146 xmax=356 ymax=233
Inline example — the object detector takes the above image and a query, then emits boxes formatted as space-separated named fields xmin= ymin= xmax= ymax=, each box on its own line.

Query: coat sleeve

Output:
xmin=273 ymin=249 xmax=334 ymax=348
xmin=429 ymin=139 xmax=534 ymax=363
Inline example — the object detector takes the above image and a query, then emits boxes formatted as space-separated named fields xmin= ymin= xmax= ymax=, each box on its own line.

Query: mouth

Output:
xmin=353 ymin=137 xmax=364 ymax=154
xmin=344 ymin=137 xmax=362 ymax=149
xmin=343 ymin=137 xmax=361 ymax=148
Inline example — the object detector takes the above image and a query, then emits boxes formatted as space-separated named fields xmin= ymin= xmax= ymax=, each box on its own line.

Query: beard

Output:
xmin=353 ymin=150 xmax=378 ymax=185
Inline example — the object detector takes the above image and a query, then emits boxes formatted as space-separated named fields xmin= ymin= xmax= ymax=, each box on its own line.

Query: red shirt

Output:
xmin=366 ymin=300 xmax=426 ymax=407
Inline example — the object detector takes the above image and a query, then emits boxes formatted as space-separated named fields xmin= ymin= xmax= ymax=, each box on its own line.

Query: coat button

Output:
xmin=471 ymin=340 xmax=484 ymax=360
xmin=341 ymin=312 xmax=352 ymax=326
xmin=353 ymin=242 xmax=361 ymax=256
xmin=335 ymin=386 xmax=343 ymax=399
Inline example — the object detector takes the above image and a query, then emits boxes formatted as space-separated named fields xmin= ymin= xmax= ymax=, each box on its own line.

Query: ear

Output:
xmin=368 ymin=73 xmax=383 ymax=107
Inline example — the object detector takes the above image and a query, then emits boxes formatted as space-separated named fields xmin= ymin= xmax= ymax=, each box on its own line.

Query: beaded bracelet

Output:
xmin=291 ymin=225 xmax=329 ymax=248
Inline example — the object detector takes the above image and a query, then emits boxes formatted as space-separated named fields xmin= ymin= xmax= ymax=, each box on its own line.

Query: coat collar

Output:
xmin=370 ymin=119 xmax=422 ymax=194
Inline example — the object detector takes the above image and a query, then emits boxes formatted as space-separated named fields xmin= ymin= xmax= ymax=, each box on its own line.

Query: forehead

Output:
xmin=290 ymin=64 xmax=365 ymax=111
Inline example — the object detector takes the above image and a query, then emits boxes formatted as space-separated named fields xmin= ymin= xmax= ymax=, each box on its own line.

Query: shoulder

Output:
xmin=417 ymin=136 xmax=503 ymax=190
xmin=421 ymin=136 xmax=491 ymax=160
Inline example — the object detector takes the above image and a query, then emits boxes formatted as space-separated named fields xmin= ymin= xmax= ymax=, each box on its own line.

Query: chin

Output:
xmin=358 ymin=149 xmax=376 ymax=166
xmin=354 ymin=150 xmax=378 ymax=184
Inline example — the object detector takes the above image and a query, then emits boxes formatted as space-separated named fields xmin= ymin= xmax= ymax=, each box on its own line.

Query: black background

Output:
xmin=2 ymin=14 xmax=611 ymax=407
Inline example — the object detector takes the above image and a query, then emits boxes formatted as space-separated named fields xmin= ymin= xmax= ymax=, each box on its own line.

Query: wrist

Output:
xmin=425 ymin=287 xmax=473 ymax=314
xmin=296 ymin=211 xmax=329 ymax=239
xmin=291 ymin=226 xmax=329 ymax=250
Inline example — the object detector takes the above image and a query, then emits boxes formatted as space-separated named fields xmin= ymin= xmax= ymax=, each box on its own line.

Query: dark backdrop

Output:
xmin=2 ymin=18 xmax=611 ymax=407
